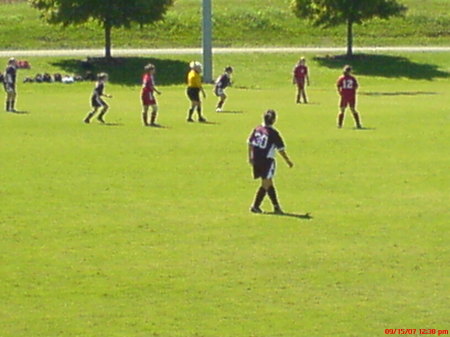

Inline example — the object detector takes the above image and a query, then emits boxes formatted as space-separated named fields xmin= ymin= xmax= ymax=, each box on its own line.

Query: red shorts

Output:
xmin=141 ymin=90 xmax=156 ymax=106
xmin=295 ymin=78 xmax=305 ymax=89
xmin=340 ymin=94 xmax=356 ymax=108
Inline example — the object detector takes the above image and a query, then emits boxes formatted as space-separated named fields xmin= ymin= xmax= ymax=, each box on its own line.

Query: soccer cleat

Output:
xmin=83 ymin=118 xmax=90 ymax=124
xmin=216 ymin=108 xmax=222 ymax=112
xmin=97 ymin=118 xmax=106 ymax=124
xmin=273 ymin=205 xmax=284 ymax=214
xmin=198 ymin=117 xmax=207 ymax=122
xmin=250 ymin=206 xmax=263 ymax=214
xmin=187 ymin=118 xmax=194 ymax=122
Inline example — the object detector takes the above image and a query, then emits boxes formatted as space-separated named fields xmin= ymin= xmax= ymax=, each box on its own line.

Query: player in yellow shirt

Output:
xmin=186 ymin=61 xmax=206 ymax=122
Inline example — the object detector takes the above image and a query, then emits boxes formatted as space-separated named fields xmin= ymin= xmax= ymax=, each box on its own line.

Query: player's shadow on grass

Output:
xmin=216 ymin=110 xmax=244 ymax=114
xmin=360 ymin=91 xmax=438 ymax=96
xmin=264 ymin=212 xmax=312 ymax=220
xmin=100 ymin=122 xmax=123 ymax=126
xmin=51 ymin=57 xmax=190 ymax=86
xmin=313 ymin=54 xmax=449 ymax=80
xmin=10 ymin=110 xmax=29 ymax=114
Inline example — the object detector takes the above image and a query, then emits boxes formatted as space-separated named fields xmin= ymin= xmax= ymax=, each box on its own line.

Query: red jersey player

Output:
xmin=336 ymin=65 xmax=362 ymax=129
xmin=292 ymin=57 xmax=310 ymax=104
xmin=141 ymin=63 xmax=161 ymax=126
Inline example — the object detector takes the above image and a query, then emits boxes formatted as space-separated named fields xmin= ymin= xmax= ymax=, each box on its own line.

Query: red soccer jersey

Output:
xmin=293 ymin=65 xmax=308 ymax=81
xmin=142 ymin=73 xmax=155 ymax=93
xmin=337 ymin=74 xmax=358 ymax=96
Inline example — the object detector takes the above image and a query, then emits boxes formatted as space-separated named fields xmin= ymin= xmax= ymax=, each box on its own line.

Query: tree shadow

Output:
xmin=51 ymin=57 xmax=190 ymax=86
xmin=313 ymin=54 xmax=449 ymax=80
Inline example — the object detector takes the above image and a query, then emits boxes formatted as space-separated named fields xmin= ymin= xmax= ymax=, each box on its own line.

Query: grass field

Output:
xmin=0 ymin=0 xmax=449 ymax=50
xmin=0 ymin=52 xmax=449 ymax=336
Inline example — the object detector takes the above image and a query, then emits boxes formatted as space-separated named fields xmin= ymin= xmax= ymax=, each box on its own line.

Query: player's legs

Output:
xmin=84 ymin=107 xmax=98 ymax=124
xmin=150 ymin=104 xmax=159 ymax=126
xmin=350 ymin=106 xmax=362 ymax=129
xmin=263 ymin=178 xmax=283 ymax=213
xmin=195 ymin=101 xmax=206 ymax=122
xmin=251 ymin=161 xmax=282 ymax=214
xmin=337 ymin=96 xmax=348 ymax=128
xmin=300 ymin=87 xmax=308 ymax=103
xmin=188 ymin=100 xmax=198 ymax=122
xmin=251 ymin=179 xmax=273 ymax=213
xmin=142 ymin=105 xmax=149 ymax=126
xmin=337 ymin=107 xmax=346 ymax=128
xmin=295 ymin=82 xmax=301 ymax=104
xmin=216 ymin=93 xmax=227 ymax=111
xmin=6 ymin=90 xmax=16 ymax=112
xmin=97 ymin=102 xmax=109 ymax=123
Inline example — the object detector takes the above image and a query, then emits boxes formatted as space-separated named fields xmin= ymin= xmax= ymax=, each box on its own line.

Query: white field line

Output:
xmin=0 ymin=46 xmax=450 ymax=57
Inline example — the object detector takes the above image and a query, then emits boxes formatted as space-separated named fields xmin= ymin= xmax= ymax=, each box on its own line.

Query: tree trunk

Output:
xmin=346 ymin=18 xmax=353 ymax=58
xmin=104 ymin=20 xmax=112 ymax=59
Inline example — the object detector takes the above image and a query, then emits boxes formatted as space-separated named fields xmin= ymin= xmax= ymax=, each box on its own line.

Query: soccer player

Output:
xmin=336 ymin=65 xmax=362 ymax=129
xmin=141 ymin=63 xmax=162 ymax=126
xmin=84 ymin=73 xmax=112 ymax=124
xmin=214 ymin=66 xmax=233 ymax=112
xmin=248 ymin=109 xmax=294 ymax=214
xmin=186 ymin=61 xmax=206 ymax=122
xmin=4 ymin=57 xmax=18 ymax=112
xmin=292 ymin=57 xmax=310 ymax=104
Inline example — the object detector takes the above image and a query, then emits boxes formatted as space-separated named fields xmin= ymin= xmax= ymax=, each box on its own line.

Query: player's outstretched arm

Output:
xmin=279 ymin=150 xmax=293 ymax=168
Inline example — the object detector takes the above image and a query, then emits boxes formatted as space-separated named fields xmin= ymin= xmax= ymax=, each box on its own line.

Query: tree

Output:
xmin=291 ymin=0 xmax=407 ymax=57
xmin=30 ymin=0 xmax=174 ymax=59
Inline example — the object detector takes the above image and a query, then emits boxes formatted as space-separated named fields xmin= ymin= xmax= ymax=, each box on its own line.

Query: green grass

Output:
xmin=0 ymin=0 xmax=449 ymax=50
xmin=0 ymin=52 xmax=449 ymax=336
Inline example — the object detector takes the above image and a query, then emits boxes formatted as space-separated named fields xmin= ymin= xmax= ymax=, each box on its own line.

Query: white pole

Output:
xmin=202 ymin=0 xmax=213 ymax=83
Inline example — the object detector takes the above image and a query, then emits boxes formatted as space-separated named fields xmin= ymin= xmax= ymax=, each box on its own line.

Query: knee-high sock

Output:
xmin=253 ymin=187 xmax=266 ymax=208
xmin=267 ymin=186 xmax=280 ymax=207
xmin=188 ymin=108 xmax=194 ymax=119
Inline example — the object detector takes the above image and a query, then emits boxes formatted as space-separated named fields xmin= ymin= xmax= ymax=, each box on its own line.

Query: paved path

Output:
xmin=0 ymin=46 xmax=449 ymax=57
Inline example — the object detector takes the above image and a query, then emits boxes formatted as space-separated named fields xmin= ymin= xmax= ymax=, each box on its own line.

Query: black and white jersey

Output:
xmin=92 ymin=81 xmax=104 ymax=98
xmin=5 ymin=65 xmax=17 ymax=88
xmin=215 ymin=73 xmax=231 ymax=89
xmin=248 ymin=124 xmax=285 ymax=161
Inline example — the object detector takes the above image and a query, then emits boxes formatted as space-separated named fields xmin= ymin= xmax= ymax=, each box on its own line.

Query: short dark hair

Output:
xmin=264 ymin=109 xmax=277 ymax=126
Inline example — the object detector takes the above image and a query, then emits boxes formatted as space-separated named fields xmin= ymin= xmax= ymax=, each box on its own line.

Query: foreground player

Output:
xmin=214 ymin=66 xmax=233 ymax=112
xmin=336 ymin=65 xmax=362 ymax=129
xmin=186 ymin=61 xmax=206 ymax=122
xmin=141 ymin=63 xmax=162 ymax=126
xmin=292 ymin=57 xmax=310 ymax=104
xmin=248 ymin=109 xmax=294 ymax=214
xmin=84 ymin=73 xmax=112 ymax=124
xmin=4 ymin=58 xmax=18 ymax=112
